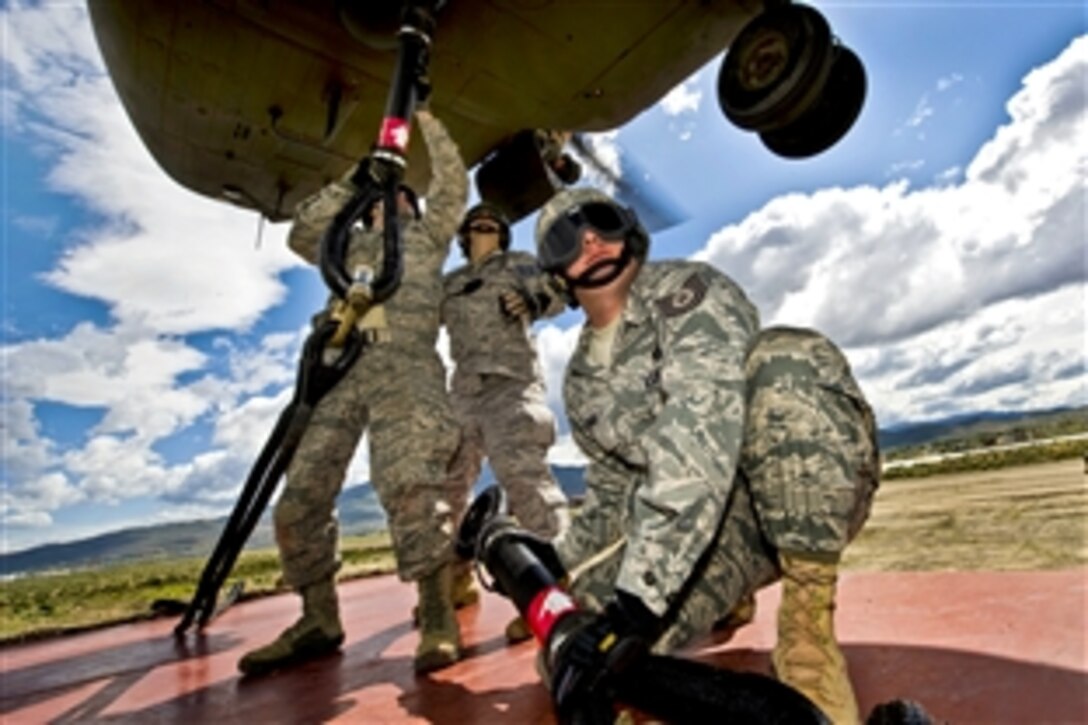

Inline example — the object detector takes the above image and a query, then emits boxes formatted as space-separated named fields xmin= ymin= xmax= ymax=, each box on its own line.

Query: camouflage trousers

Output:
xmin=274 ymin=345 xmax=461 ymax=587
xmin=446 ymin=374 xmax=570 ymax=539
xmin=569 ymin=327 xmax=879 ymax=652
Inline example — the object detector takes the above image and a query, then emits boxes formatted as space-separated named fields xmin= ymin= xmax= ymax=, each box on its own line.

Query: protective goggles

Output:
xmin=540 ymin=201 xmax=636 ymax=272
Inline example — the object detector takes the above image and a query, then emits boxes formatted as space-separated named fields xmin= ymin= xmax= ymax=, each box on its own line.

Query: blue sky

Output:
xmin=2 ymin=2 xmax=1085 ymax=552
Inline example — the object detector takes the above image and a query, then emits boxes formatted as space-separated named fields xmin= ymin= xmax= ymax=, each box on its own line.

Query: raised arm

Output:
xmin=417 ymin=108 xmax=468 ymax=248
xmin=286 ymin=177 xmax=357 ymax=266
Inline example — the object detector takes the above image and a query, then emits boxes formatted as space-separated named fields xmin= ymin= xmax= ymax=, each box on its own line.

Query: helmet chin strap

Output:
xmin=563 ymin=243 xmax=633 ymax=290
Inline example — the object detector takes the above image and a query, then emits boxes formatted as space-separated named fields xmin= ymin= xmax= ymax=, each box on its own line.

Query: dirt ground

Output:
xmin=842 ymin=458 xmax=1087 ymax=571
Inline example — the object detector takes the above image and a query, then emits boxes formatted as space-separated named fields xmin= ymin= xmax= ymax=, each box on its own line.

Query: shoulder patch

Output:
xmin=655 ymin=272 xmax=708 ymax=317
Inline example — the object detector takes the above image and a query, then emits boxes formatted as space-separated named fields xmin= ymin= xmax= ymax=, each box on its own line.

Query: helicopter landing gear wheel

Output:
xmin=475 ymin=130 xmax=558 ymax=223
xmin=718 ymin=3 xmax=833 ymax=132
xmin=718 ymin=3 xmax=867 ymax=158
xmin=759 ymin=45 xmax=866 ymax=158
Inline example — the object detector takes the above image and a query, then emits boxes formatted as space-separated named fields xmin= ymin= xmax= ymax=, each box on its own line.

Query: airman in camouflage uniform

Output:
xmin=441 ymin=203 xmax=572 ymax=642
xmin=442 ymin=203 xmax=570 ymax=539
xmin=239 ymin=108 xmax=468 ymax=677
xmin=534 ymin=187 xmax=879 ymax=724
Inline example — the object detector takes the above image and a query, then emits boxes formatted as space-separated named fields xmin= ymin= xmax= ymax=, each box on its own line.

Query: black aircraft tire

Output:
xmin=759 ymin=45 xmax=867 ymax=159
xmin=718 ymin=3 xmax=834 ymax=133
xmin=475 ymin=131 xmax=558 ymax=223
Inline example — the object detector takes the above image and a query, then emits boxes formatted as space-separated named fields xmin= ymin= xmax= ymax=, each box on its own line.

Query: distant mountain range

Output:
xmin=4 ymin=405 xmax=1081 ymax=577
xmin=875 ymin=405 xmax=1083 ymax=449
xmin=1 ymin=465 xmax=586 ymax=577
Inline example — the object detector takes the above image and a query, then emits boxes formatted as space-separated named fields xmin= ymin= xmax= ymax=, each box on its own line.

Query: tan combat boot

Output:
xmin=414 ymin=565 xmax=462 ymax=674
xmin=411 ymin=561 xmax=479 ymax=625
xmin=450 ymin=560 xmax=480 ymax=608
xmin=238 ymin=578 xmax=344 ymax=676
xmin=772 ymin=552 xmax=859 ymax=725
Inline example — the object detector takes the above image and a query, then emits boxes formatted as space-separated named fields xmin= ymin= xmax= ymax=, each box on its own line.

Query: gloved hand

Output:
xmin=548 ymin=591 xmax=661 ymax=722
xmin=344 ymin=155 xmax=400 ymax=192
xmin=501 ymin=288 xmax=552 ymax=321
xmin=499 ymin=289 xmax=533 ymax=320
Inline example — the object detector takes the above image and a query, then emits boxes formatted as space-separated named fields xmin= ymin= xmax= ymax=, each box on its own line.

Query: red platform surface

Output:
xmin=2 ymin=569 xmax=1085 ymax=723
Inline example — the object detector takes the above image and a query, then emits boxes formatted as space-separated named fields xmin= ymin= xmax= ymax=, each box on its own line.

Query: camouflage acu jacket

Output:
xmin=557 ymin=260 xmax=760 ymax=616
xmin=287 ymin=111 xmax=467 ymax=351
xmin=441 ymin=250 xmax=564 ymax=387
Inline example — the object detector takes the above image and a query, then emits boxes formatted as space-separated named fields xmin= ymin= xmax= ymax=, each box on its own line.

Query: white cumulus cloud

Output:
xmin=690 ymin=35 xmax=1086 ymax=423
xmin=660 ymin=79 xmax=703 ymax=116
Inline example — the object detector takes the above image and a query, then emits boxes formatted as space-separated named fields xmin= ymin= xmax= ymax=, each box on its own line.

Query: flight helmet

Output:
xmin=534 ymin=187 xmax=648 ymax=289
xmin=457 ymin=202 xmax=511 ymax=257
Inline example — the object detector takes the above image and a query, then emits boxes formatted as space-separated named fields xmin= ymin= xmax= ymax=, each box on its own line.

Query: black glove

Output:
xmin=355 ymin=155 xmax=403 ymax=189
xmin=549 ymin=591 xmax=661 ymax=722
xmin=346 ymin=156 xmax=385 ymax=192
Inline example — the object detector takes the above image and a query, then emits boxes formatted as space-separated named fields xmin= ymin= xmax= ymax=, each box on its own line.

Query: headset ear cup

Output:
xmin=629 ymin=228 xmax=649 ymax=261
xmin=461 ymin=202 xmax=512 ymax=251
xmin=619 ymin=204 xmax=650 ymax=261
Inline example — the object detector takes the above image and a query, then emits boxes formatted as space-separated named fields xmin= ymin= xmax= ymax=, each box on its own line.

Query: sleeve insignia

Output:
xmin=655 ymin=272 xmax=707 ymax=317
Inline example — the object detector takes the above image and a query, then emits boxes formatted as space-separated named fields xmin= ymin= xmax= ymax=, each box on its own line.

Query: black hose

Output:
xmin=318 ymin=2 xmax=434 ymax=304
xmin=373 ymin=177 xmax=403 ymax=305
xmin=318 ymin=186 xmax=380 ymax=301
xmin=615 ymin=656 xmax=828 ymax=724
xmin=173 ymin=324 xmax=363 ymax=634
xmin=457 ymin=486 xmax=830 ymax=724
xmin=174 ymin=402 xmax=296 ymax=634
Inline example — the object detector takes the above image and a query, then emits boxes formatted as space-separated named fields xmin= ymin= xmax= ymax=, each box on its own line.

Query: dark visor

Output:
xmin=540 ymin=201 xmax=630 ymax=271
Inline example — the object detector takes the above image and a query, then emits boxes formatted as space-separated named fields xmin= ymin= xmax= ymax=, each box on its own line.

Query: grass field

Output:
xmin=0 ymin=532 xmax=396 ymax=644
xmin=843 ymin=457 xmax=1086 ymax=571
xmin=2 ymin=457 xmax=1084 ymax=644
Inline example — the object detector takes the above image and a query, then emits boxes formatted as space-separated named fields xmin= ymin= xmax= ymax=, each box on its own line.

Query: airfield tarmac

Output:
xmin=2 ymin=567 xmax=1085 ymax=723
